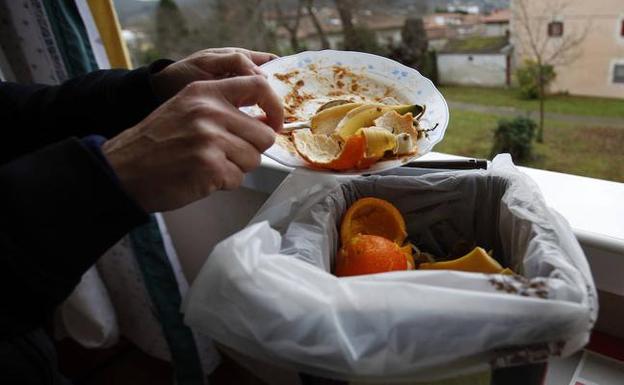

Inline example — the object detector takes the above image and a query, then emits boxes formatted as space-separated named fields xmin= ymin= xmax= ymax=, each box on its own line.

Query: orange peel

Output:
xmin=292 ymin=128 xmax=368 ymax=171
xmin=340 ymin=197 xmax=407 ymax=246
xmin=335 ymin=234 xmax=409 ymax=277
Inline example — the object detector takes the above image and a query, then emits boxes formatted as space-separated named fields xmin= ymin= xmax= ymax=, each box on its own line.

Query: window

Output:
xmin=613 ymin=64 xmax=624 ymax=83
xmin=548 ymin=21 xmax=563 ymax=37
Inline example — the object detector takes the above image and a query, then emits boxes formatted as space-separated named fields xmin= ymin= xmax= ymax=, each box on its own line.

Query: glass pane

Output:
xmin=112 ymin=0 xmax=624 ymax=183
xmin=614 ymin=65 xmax=624 ymax=83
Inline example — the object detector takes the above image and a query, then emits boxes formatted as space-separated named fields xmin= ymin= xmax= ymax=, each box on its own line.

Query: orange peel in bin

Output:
xmin=339 ymin=197 xmax=407 ymax=246
xmin=335 ymin=198 xmax=515 ymax=277
xmin=335 ymin=235 xmax=409 ymax=277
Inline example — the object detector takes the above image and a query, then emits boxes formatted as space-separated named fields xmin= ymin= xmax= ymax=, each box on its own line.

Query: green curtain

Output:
xmin=40 ymin=2 xmax=206 ymax=384
xmin=42 ymin=0 xmax=98 ymax=77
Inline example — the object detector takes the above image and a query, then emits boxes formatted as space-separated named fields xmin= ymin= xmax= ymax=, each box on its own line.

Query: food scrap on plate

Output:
xmin=271 ymin=64 xmax=439 ymax=171
xmin=291 ymin=102 xmax=426 ymax=171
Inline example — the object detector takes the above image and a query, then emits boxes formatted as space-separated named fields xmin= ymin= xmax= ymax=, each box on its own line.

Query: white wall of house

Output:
xmin=438 ymin=53 xmax=508 ymax=86
xmin=511 ymin=0 xmax=624 ymax=98
xmin=484 ymin=23 xmax=509 ymax=37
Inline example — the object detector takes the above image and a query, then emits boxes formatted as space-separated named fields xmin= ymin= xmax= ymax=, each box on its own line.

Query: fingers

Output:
xmin=205 ymin=52 xmax=262 ymax=78
xmin=206 ymin=47 xmax=278 ymax=65
xmin=218 ymin=159 xmax=245 ymax=190
xmin=222 ymin=109 xmax=276 ymax=152
xmin=247 ymin=50 xmax=278 ymax=66
xmin=221 ymin=132 xmax=263 ymax=172
xmin=198 ymin=150 xmax=244 ymax=192
xmin=211 ymin=76 xmax=283 ymax=132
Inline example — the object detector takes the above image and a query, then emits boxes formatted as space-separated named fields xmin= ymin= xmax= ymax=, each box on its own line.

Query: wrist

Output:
xmin=81 ymin=135 xmax=149 ymax=215
xmin=148 ymin=59 xmax=176 ymax=102
xmin=81 ymin=135 xmax=120 ymax=184
xmin=100 ymin=135 xmax=151 ymax=213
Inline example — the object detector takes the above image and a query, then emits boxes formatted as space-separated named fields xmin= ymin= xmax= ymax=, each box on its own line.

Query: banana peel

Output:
xmin=310 ymin=102 xmax=362 ymax=135
xmin=419 ymin=247 xmax=510 ymax=274
xmin=336 ymin=104 xmax=422 ymax=139
xmin=357 ymin=127 xmax=397 ymax=159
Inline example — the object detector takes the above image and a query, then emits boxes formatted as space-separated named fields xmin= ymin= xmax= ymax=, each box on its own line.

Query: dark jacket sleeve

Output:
xmin=0 ymin=138 xmax=148 ymax=337
xmin=0 ymin=60 xmax=172 ymax=164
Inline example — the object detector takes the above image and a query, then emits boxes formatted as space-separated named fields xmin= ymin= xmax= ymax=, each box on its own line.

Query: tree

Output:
xmin=334 ymin=0 xmax=357 ymax=49
xmin=306 ymin=0 xmax=330 ymax=49
xmin=156 ymin=0 xmax=189 ymax=60
xmin=333 ymin=0 xmax=384 ymax=54
xmin=512 ymin=0 xmax=588 ymax=142
xmin=208 ymin=0 xmax=277 ymax=53
xmin=516 ymin=60 xmax=556 ymax=99
xmin=274 ymin=0 xmax=304 ymax=52
xmin=389 ymin=17 xmax=428 ymax=70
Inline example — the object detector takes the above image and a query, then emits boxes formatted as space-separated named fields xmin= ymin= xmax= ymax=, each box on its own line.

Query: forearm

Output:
xmin=0 ymin=138 xmax=148 ymax=336
xmin=0 ymin=60 xmax=172 ymax=163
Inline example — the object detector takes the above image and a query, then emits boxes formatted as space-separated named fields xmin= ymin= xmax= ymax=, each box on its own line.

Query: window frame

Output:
xmin=612 ymin=62 xmax=624 ymax=84
xmin=547 ymin=21 xmax=564 ymax=37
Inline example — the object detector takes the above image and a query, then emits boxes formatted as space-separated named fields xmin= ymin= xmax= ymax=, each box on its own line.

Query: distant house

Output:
xmin=510 ymin=0 xmax=624 ymax=99
xmin=482 ymin=9 xmax=510 ymax=37
xmin=423 ymin=12 xmax=483 ymax=51
xmin=437 ymin=36 xmax=512 ymax=86
xmin=268 ymin=7 xmax=405 ymax=52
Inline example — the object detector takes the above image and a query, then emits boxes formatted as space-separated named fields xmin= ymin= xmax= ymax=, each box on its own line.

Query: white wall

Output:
xmin=484 ymin=23 xmax=509 ymax=37
xmin=438 ymin=53 xmax=508 ymax=86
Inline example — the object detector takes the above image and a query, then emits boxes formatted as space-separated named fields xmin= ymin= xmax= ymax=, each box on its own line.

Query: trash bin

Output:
xmin=183 ymin=155 xmax=597 ymax=384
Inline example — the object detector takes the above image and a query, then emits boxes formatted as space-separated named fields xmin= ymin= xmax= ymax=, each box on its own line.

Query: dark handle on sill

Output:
xmin=402 ymin=158 xmax=488 ymax=170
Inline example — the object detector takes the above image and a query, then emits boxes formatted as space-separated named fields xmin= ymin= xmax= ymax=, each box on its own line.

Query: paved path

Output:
xmin=448 ymin=101 xmax=624 ymax=128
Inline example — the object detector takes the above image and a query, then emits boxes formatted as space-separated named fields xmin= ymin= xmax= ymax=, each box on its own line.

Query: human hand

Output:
xmin=102 ymin=75 xmax=283 ymax=213
xmin=152 ymin=47 xmax=278 ymax=100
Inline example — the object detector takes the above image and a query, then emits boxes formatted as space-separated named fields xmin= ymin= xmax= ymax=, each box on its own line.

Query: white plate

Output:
xmin=252 ymin=50 xmax=449 ymax=175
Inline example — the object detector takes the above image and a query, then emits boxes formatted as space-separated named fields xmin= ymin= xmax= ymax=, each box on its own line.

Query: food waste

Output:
xmin=335 ymin=197 xmax=515 ymax=277
xmin=290 ymin=101 xmax=429 ymax=171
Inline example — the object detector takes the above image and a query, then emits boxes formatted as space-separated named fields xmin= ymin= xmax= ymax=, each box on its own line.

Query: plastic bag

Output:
xmin=183 ymin=155 xmax=597 ymax=382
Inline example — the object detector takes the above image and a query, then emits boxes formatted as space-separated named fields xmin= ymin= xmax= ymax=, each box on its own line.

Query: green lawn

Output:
xmin=439 ymin=86 xmax=624 ymax=120
xmin=435 ymin=109 xmax=624 ymax=183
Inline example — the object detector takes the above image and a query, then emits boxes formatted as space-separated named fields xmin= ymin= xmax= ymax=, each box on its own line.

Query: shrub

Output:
xmin=515 ymin=60 xmax=556 ymax=99
xmin=490 ymin=116 xmax=536 ymax=162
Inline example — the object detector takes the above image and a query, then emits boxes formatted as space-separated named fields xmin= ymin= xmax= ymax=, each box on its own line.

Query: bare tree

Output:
xmin=512 ymin=0 xmax=588 ymax=142
xmin=306 ymin=0 xmax=330 ymax=49
xmin=274 ymin=0 xmax=304 ymax=52
xmin=156 ymin=0 xmax=189 ymax=60
xmin=333 ymin=0 xmax=384 ymax=54
xmin=210 ymin=0 xmax=277 ymax=53
xmin=334 ymin=0 xmax=357 ymax=50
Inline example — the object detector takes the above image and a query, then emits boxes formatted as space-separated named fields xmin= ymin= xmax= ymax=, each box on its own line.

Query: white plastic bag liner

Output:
xmin=183 ymin=155 xmax=597 ymax=382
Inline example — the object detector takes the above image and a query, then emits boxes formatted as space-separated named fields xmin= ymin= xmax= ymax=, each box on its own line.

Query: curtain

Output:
xmin=0 ymin=1 xmax=215 ymax=384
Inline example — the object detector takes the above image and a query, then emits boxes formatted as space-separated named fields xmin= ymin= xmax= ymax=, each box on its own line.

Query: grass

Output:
xmin=435 ymin=109 xmax=624 ymax=183
xmin=439 ymin=86 xmax=624 ymax=120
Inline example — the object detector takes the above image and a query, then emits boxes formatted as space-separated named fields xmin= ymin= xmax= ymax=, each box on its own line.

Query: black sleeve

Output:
xmin=0 ymin=60 xmax=172 ymax=164
xmin=0 ymin=138 xmax=148 ymax=337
